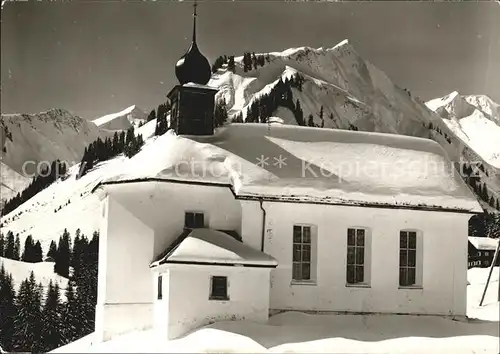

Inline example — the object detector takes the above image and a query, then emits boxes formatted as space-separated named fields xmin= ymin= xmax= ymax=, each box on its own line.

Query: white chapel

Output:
xmin=91 ymin=3 xmax=483 ymax=343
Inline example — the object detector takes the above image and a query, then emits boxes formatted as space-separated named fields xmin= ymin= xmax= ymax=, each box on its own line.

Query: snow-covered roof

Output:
xmin=468 ymin=236 xmax=499 ymax=251
xmin=151 ymin=228 xmax=277 ymax=268
xmin=95 ymin=123 xmax=482 ymax=213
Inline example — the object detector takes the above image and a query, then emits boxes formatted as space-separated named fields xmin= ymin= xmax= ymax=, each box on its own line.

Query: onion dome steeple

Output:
xmin=175 ymin=1 xmax=212 ymax=85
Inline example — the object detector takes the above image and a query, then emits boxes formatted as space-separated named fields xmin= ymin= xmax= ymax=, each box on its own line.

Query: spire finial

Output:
xmin=192 ymin=0 xmax=198 ymax=43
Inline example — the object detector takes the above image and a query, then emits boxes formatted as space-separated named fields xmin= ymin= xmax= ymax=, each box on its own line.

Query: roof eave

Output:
xmin=152 ymin=259 xmax=278 ymax=269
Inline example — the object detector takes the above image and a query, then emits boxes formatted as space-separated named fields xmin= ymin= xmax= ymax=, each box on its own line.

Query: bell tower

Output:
xmin=167 ymin=0 xmax=218 ymax=136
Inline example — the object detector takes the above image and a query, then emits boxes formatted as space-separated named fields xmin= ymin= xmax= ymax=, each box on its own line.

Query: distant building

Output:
xmin=468 ymin=236 xmax=499 ymax=268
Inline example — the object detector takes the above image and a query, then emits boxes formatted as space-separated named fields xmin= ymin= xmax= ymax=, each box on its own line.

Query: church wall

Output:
xmin=252 ymin=201 xmax=469 ymax=316
xmin=104 ymin=182 xmax=242 ymax=260
xmin=239 ymin=200 xmax=265 ymax=251
xmin=162 ymin=264 xmax=271 ymax=339
xmin=95 ymin=182 xmax=243 ymax=341
xmin=95 ymin=195 xmax=156 ymax=342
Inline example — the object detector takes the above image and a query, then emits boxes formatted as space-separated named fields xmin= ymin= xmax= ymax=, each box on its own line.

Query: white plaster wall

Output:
xmin=95 ymin=195 xmax=155 ymax=342
xmin=96 ymin=182 xmax=242 ymax=341
xmin=106 ymin=182 xmax=242 ymax=258
xmin=152 ymin=268 xmax=169 ymax=335
xmin=244 ymin=201 xmax=470 ymax=316
xmin=96 ymin=303 xmax=154 ymax=342
xmin=240 ymin=200 xmax=264 ymax=251
xmin=163 ymin=264 xmax=271 ymax=339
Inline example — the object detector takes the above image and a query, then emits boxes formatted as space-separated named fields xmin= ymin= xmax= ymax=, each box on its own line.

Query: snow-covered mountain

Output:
xmin=0 ymin=162 xmax=30 ymax=204
xmin=0 ymin=109 xmax=112 ymax=206
xmin=210 ymin=40 xmax=436 ymax=137
xmin=91 ymin=105 xmax=147 ymax=131
xmin=1 ymin=39 xmax=497 ymax=253
xmin=426 ymin=92 xmax=500 ymax=169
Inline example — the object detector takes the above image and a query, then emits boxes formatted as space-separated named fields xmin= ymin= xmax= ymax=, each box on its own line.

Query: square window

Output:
xmin=185 ymin=212 xmax=204 ymax=229
xmin=210 ymin=276 xmax=228 ymax=300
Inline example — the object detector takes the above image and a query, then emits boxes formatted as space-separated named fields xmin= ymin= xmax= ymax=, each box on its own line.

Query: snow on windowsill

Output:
xmin=398 ymin=285 xmax=424 ymax=290
xmin=290 ymin=280 xmax=317 ymax=286
xmin=345 ymin=283 xmax=371 ymax=289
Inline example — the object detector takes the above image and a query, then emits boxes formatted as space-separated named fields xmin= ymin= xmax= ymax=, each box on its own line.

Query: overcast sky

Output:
xmin=1 ymin=0 xmax=499 ymax=120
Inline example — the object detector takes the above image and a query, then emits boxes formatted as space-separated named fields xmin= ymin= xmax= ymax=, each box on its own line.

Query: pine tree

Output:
xmin=481 ymin=183 xmax=489 ymax=202
xmin=214 ymin=99 xmax=229 ymax=128
xmin=34 ymin=241 xmax=43 ymax=262
xmin=4 ymin=231 xmax=15 ymax=259
xmin=40 ymin=280 xmax=63 ymax=351
xmin=21 ymin=235 xmax=35 ymax=263
xmin=13 ymin=272 xmax=43 ymax=352
xmin=227 ymin=56 xmax=235 ymax=73
xmin=147 ymin=109 xmax=156 ymax=123
xmin=47 ymin=240 xmax=57 ymax=260
xmin=74 ymin=231 xmax=99 ymax=336
xmin=0 ymin=233 xmax=4 ymax=257
xmin=61 ymin=281 xmax=80 ymax=343
xmin=319 ymin=106 xmax=324 ymax=128
xmin=13 ymin=234 xmax=20 ymax=261
xmin=487 ymin=213 xmax=500 ymax=238
xmin=0 ymin=264 xmax=17 ymax=351
xmin=54 ymin=229 xmax=71 ymax=278
xmin=307 ymin=114 xmax=314 ymax=127
xmin=251 ymin=52 xmax=258 ymax=70
xmin=294 ymin=99 xmax=304 ymax=126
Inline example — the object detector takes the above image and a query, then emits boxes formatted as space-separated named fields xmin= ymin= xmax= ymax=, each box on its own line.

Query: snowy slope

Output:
xmin=92 ymin=105 xmax=147 ymax=131
xmin=0 ymin=162 xmax=30 ymax=205
xmin=53 ymin=267 xmax=499 ymax=354
xmin=0 ymin=109 xmax=111 ymax=205
xmin=0 ymin=120 xmax=157 ymax=251
xmin=0 ymin=256 xmax=69 ymax=295
xmin=427 ymin=92 xmax=500 ymax=169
